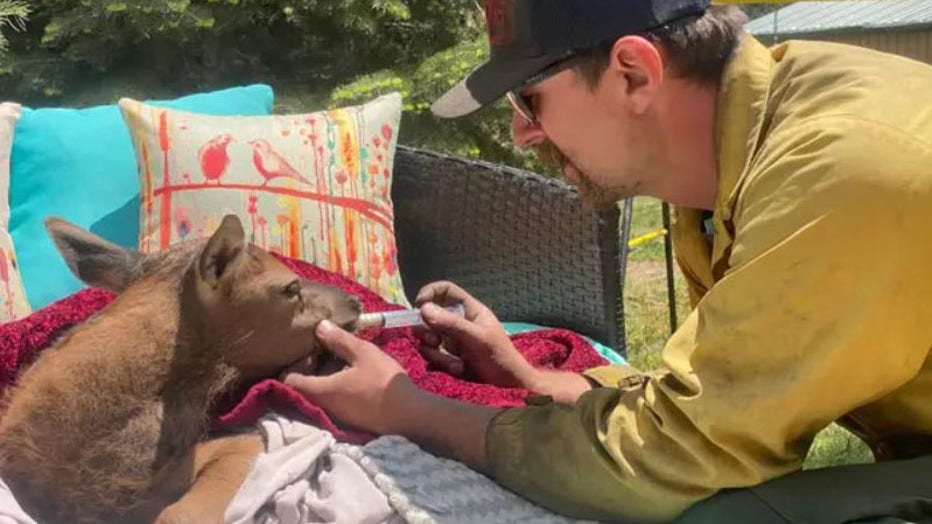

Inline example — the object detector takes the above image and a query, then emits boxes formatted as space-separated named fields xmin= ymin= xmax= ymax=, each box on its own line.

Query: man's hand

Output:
xmin=415 ymin=281 xmax=593 ymax=403
xmin=282 ymin=319 xmax=500 ymax=472
xmin=281 ymin=319 xmax=417 ymax=435
xmin=414 ymin=281 xmax=538 ymax=388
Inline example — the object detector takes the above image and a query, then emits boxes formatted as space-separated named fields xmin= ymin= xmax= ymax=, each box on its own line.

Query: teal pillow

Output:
xmin=10 ymin=84 xmax=275 ymax=310
xmin=501 ymin=322 xmax=627 ymax=365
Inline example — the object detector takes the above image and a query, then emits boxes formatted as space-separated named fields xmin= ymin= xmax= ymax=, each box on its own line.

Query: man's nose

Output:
xmin=510 ymin=109 xmax=547 ymax=148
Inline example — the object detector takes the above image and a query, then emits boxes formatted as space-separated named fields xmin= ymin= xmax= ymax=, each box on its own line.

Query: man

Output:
xmin=284 ymin=1 xmax=932 ymax=522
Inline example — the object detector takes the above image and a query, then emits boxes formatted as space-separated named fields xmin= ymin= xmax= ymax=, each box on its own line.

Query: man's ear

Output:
xmin=45 ymin=216 xmax=141 ymax=293
xmin=609 ymin=35 xmax=664 ymax=114
xmin=198 ymin=214 xmax=246 ymax=289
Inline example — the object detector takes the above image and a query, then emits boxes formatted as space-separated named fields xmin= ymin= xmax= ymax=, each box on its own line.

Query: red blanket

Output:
xmin=0 ymin=256 xmax=607 ymax=444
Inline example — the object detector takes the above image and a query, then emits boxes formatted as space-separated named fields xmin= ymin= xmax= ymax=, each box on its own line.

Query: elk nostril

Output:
xmin=348 ymin=296 xmax=361 ymax=313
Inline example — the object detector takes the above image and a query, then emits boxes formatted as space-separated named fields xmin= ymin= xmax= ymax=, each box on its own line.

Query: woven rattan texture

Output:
xmin=391 ymin=146 xmax=626 ymax=355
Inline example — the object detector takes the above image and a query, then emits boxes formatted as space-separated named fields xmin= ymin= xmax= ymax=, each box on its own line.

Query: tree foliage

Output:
xmin=0 ymin=1 xmax=28 ymax=55
xmin=0 ymin=0 xmax=478 ymax=103
xmin=329 ymin=35 xmax=547 ymax=171
xmin=0 ymin=0 xmax=549 ymax=171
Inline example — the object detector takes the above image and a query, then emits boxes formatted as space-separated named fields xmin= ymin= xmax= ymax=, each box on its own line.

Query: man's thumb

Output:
xmin=315 ymin=319 xmax=359 ymax=362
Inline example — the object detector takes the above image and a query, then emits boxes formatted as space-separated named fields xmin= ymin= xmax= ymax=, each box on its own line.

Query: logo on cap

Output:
xmin=485 ymin=0 xmax=514 ymax=46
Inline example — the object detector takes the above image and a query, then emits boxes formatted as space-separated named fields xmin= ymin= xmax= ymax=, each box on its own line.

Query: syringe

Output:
xmin=356 ymin=303 xmax=466 ymax=330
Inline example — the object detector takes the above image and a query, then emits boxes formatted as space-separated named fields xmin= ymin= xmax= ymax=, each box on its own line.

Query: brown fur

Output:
xmin=0 ymin=215 xmax=360 ymax=523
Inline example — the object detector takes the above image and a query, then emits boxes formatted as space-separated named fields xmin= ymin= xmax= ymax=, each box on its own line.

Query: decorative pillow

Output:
xmin=0 ymin=103 xmax=30 ymax=323
xmin=118 ymin=92 xmax=409 ymax=306
xmin=10 ymin=84 xmax=275 ymax=311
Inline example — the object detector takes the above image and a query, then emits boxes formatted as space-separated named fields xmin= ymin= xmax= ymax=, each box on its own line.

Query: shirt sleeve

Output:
xmin=485 ymin=119 xmax=932 ymax=522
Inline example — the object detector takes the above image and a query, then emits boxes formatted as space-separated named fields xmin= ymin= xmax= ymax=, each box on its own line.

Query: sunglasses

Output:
xmin=506 ymin=52 xmax=582 ymax=125
xmin=504 ymin=24 xmax=677 ymax=124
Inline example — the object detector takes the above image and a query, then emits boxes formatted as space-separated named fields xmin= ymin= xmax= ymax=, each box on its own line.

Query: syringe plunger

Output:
xmin=356 ymin=303 xmax=465 ymax=330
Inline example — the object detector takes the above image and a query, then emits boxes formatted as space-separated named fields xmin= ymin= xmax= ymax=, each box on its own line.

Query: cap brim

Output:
xmin=431 ymin=54 xmax=563 ymax=119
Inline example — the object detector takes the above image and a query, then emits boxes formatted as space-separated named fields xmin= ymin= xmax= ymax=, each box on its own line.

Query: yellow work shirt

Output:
xmin=485 ymin=34 xmax=932 ymax=522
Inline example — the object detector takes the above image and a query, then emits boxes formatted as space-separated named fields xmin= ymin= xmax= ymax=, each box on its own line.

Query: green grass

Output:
xmin=622 ymin=197 xmax=873 ymax=470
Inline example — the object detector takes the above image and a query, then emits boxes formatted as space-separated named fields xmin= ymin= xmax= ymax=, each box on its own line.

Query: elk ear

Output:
xmin=198 ymin=214 xmax=246 ymax=289
xmin=45 ymin=217 xmax=141 ymax=293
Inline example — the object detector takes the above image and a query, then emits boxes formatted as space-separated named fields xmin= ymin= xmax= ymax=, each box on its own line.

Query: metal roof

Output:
xmin=745 ymin=1 xmax=932 ymax=37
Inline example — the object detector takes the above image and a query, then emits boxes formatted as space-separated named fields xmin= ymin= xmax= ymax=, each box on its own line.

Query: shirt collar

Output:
xmin=713 ymin=34 xmax=775 ymax=219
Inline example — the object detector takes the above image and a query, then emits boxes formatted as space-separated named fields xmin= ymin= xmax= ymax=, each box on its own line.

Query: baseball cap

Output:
xmin=431 ymin=0 xmax=711 ymax=119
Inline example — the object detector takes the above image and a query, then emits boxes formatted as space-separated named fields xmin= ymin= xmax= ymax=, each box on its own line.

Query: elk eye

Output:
xmin=283 ymin=280 xmax=301 ymax=298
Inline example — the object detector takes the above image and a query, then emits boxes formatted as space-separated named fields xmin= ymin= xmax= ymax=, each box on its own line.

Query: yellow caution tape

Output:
xmin=628 ymin=228 xmax=668 ymax=248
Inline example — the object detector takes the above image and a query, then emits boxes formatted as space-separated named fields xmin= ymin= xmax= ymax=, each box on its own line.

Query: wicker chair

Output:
xmin=391 ymin=145 xmax=633 ymax=358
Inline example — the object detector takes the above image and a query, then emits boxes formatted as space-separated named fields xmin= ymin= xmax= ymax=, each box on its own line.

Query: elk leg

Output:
xmin=154 ymin=432 xmax=264 ymax=524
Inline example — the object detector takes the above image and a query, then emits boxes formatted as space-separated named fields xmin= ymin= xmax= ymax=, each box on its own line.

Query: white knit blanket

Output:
xmin=226 ymin=413 xmax=597 ymax=524
xmin=336 ymin=437 xmax=594 ymax=524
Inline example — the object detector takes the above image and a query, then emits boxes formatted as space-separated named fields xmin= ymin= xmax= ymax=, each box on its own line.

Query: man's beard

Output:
xmin=536 ymin=140 xmax=635 ymax=211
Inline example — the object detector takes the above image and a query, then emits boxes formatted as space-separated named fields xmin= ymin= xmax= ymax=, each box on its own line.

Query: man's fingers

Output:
xmin=415 ymin=281 xmax=468 ymax=307
xmin=413 ymin=326 xmax=442 ymax=348
xmin=421 ymin=302 xmax=482 ymax=339
xmin=416 ymin=282 xmax=487 ymax=324
xmin=418 ymin=345 xmax=464 ymax=376
xmin=414 ymin=281 xmax=449 ymax=306
xmin=281 ymin=371 xmax=339 ymax=397
xmin=316 ymin=320 xmax=370 ymax=363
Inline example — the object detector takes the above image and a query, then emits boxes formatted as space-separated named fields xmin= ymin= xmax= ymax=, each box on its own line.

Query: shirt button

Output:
xmin=618 ymin=376 xmax=647 ymax=390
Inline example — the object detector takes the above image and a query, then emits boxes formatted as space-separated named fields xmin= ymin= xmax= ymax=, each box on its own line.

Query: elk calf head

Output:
xmin=46 ymin=214 xmax=361 ymax=379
